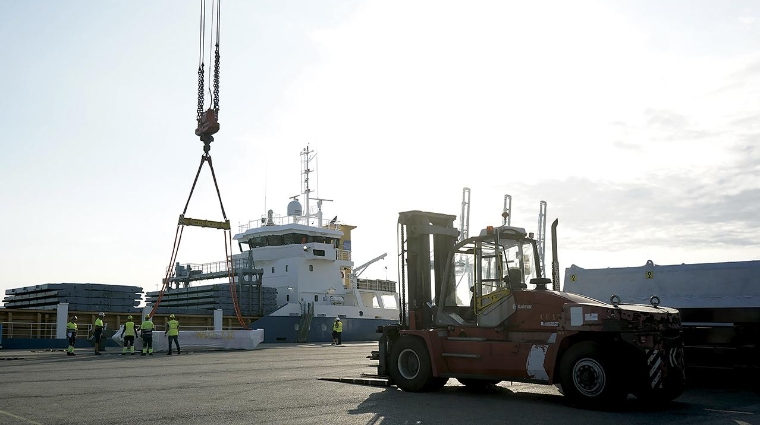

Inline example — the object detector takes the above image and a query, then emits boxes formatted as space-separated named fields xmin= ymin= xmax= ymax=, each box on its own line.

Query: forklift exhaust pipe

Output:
xmin=551 ymin=219 xmax=559 ymax=291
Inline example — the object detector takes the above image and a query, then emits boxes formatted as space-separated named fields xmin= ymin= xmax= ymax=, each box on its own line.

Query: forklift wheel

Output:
xmin=389 ymin=336 xmax=446 ymax=392
xmin=558 ymin=341 xmax=626 ymax=407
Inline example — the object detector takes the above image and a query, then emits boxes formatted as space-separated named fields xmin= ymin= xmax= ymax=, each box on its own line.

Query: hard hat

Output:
xmin=145 ymin=315 xmax=151 ymax=319
xmin=169 ymin=314 xmax=175 ymax=319
xmin=127 ymin=315 xmax=133 ymax=320
xmin=99 ymin=312 xmax=105 ymax=317
xmin=72 ymin=316 xmax=77 ymax=321
xmin=335 ymin=317 xmax=340 ymax=321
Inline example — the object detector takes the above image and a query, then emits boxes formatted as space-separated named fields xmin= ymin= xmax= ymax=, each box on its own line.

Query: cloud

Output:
xmin=738 ymin=16 xmax=756 ymax=26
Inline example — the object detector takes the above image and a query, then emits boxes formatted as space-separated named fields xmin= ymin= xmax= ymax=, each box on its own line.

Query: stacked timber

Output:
xmin=3 ymin=283 xmax=142 ymax=311
xmin=145 ymin=283 xmax=277 ymax=316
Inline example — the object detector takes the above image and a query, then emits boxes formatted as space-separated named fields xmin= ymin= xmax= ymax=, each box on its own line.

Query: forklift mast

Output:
xmin=397 ymin=211 xmax=459 ymax=330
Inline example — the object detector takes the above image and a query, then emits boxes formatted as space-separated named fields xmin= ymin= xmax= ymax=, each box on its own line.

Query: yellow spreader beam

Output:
xmin=178 ymin=215 xmax=230 ymax=230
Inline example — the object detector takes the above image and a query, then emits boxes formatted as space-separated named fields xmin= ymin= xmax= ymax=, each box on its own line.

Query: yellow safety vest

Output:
xmin=124 ymin=321 xmax=136 ymax=336
xmin=94 ymin=318 xmax=103 ymax=329
xmin=333 ymin=321 xmax=343 ymax=332
xmin=167 ymin=320 xmax=179 ymax=336
xmin=66 ymin=322 xmax=77 ymax=331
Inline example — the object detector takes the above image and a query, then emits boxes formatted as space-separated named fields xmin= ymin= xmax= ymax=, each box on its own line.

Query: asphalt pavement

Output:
xmin=0 ymin=343 xmax=758 ymax=425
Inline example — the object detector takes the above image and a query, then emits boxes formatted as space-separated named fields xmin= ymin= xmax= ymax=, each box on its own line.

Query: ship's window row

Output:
xmin=244 ymin=234 xmax=341 ymax=248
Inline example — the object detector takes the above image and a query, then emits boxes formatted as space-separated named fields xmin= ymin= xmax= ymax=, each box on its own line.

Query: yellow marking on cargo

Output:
xmin=178 ymin=216 xmax=230 ymax=230
xmin=0 ymin=409 xmax=43 ymax=425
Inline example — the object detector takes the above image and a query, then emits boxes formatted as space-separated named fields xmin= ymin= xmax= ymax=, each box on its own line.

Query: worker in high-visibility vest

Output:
xmin=93 ymin=312 xmax=105 ymax=355
xmin=332 ymin=317 xmax=343 ymax=346
xmin=119 ymin=315 xmax=138 ymax=355
xmin=66 ymin=316 xmax=78 ymax=356
xmin=165 ymin=314 xmax=181 ymax=355
xmin=140 ymin=314 xmax=154 ymax=356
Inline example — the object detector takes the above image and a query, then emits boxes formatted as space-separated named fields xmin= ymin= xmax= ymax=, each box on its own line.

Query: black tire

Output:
xmin=456 ymin=378 xmax=501 ymax=390
xmin=389 ymin=336 xmax=447 ymax=392
xmin=559 ymin=341 xmax=627 ymax=407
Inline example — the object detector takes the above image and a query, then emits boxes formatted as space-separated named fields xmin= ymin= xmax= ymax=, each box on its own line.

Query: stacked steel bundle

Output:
xmin=3 ymin=283 xmax=142 ymax=312
xmin=145 ymin=282 xmax=277 ymax=316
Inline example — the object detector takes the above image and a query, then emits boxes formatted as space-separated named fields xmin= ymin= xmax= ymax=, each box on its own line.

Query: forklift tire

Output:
xmin=389 ymin=336 xmax=446 ymax=392
xmin=559 ymin=341 xmax=626 ymax=407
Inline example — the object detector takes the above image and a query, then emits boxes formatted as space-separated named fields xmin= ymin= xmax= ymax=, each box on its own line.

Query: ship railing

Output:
xmin=1 ymin=321 xmax=58 ymax=339
xmin=0 ymin=322 xmax=254 ymax=340
xmin=337 ymin=249 xmax=351 ymax=261
xmin=175 ymin=258 xmax=256 ymax=278
xmin=238 ymin=214 xmax=297 ymax=232
xmin=238 ymin=216 xmax=345 ymax=233
xmin=355 ymin=279 xmax=397 ymax=292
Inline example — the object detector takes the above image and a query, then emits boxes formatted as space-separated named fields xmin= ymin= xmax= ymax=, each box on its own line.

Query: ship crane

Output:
xmin=459 ymin=187 xmax=470 ymax=241
xmin=455 ymin=187 xmax=473 ymax=292
xmin=503 ymin=194 xmax=512 ymax=226
xmin=352 ymin=253 xmax=388 ymax=278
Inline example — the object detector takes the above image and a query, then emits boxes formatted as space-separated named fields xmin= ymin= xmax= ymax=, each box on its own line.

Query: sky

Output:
xmin=1 ymin=0 xmax=759 ymax=302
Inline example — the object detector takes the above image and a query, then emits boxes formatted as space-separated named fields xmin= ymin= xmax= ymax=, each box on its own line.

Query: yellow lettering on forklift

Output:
xmin=475 ymin=288 xmax=511 ymax=313
xmin=179 ymin=216 xmax=231 ymax=230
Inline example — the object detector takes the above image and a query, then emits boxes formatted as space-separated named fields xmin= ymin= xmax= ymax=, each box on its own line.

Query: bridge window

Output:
xmin=315 ymin=295 xmax=319 ymax=302
xmin=271 ymin=267 xmax=275 ymax=273
xmin=309 ymin=265 xmax=314 ymax=271
xmin=285 ymin=265 xmax=289 ymax=272
xmin=249 ymin=236 xmax=266 ymax=248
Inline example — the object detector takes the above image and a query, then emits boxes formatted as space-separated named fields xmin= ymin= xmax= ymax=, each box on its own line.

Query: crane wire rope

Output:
xmin=151 ymin=0 xmax=248 ymax=329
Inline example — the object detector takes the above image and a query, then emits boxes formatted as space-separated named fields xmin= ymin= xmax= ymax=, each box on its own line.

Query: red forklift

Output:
xmin=376 ymin=210 xmax=686 ymax=406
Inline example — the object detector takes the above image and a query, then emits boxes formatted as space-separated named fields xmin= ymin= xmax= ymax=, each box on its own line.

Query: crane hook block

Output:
xmin=195 ymin=108 xmax=220 ymax=142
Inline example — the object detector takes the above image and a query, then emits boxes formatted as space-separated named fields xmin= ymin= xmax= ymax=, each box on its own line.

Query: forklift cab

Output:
xmin=436 ymin=225 xmax=542 ymax=327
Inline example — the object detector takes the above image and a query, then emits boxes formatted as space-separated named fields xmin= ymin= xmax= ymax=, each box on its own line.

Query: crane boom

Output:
xmin=353 ymin=253 xmax=387 ymax=277
xmin=459 ymin=187 xmax=471 ymax=241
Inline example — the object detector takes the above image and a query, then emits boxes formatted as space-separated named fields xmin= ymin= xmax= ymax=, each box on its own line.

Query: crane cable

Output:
xmin=152 ymin=0 xmax=249 ymax=329
xmin=197 ymin=0 xmax=221 ymax=121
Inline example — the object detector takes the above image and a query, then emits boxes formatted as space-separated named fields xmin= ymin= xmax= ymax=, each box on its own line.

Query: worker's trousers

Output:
xmin=168 ymin=335 xmax=180 ymax=353
xmin=142 ymin=336 xmax=153 ymax=354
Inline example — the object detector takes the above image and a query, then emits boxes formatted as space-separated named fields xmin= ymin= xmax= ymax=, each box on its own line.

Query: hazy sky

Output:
xmin=1 ymin=0 xmax=759 ymax=300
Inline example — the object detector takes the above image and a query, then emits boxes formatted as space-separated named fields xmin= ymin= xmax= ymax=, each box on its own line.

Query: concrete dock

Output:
xmin=0 ymin=343 xmax=758 ymax=425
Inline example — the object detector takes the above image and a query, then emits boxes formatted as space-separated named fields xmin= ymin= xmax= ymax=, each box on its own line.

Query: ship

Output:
xmin=158 ymin=146 xmax=400 ymax=343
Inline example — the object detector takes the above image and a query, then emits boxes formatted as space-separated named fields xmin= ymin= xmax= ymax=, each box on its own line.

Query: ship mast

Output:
xmin=299 ymin=146 xmax=332 ymax=226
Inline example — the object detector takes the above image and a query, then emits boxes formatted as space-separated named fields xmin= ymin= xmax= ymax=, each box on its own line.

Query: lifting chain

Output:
xmin=195 ymin=0 xmax=220 ymax=145
xmin=197 ymin=64 xmax=205 ymax=121
xmin=213 ymin=43 xmax=220 ymax=119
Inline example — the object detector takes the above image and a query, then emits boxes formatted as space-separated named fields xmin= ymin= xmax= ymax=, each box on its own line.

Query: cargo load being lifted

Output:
xmin=375 ymin=210 xmax=686 ymax=407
